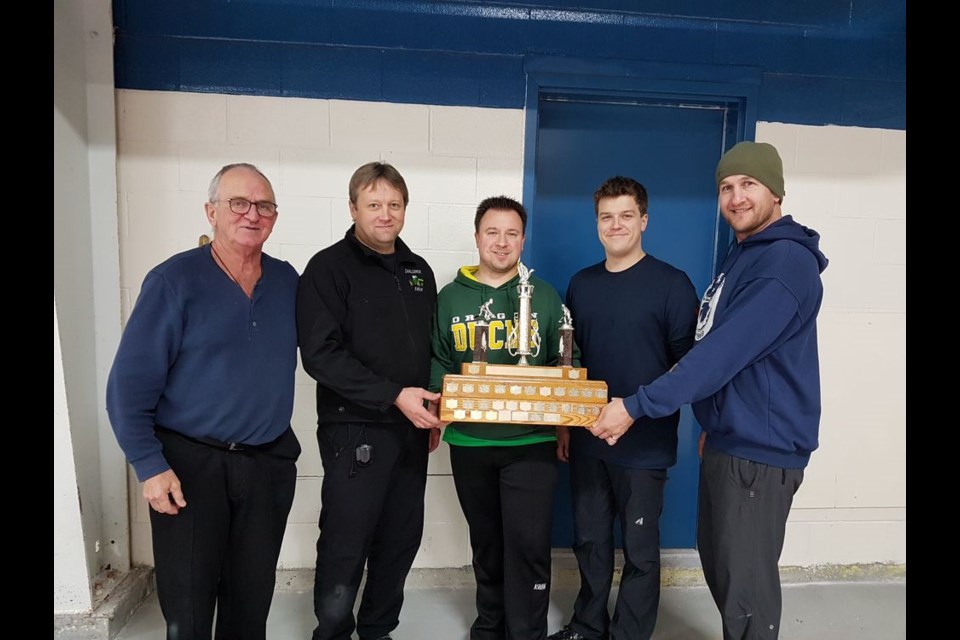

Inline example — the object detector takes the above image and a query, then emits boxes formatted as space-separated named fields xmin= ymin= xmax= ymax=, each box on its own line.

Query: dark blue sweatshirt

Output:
xmin=106 ymin=245 xmax=299 ymax=481
xmin=621 ymin=216 xmax=829 ymax=469
xmin=566 ymin=255 xmax=698 ymax=469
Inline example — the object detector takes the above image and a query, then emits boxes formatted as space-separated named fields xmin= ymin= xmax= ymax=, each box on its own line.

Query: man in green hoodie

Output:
xmin=430 ymin=195 xmax=575 ymax=640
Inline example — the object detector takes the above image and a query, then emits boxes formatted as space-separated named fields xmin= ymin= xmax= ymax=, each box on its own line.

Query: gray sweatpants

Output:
xmin=697 ymin=447 xmax=804 ymax=640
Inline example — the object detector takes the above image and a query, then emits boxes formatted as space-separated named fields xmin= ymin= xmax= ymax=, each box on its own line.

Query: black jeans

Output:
xmin=312 ymin=422 xmax=429 ymax=640
xmin=450 ymin=442 xmax=558 ymax=640
xmin=567 ymin=454 xmax=666 ymax=640
xmin=150 ymin=427 xmax=298 ymax=640
xmin=697 ymin=447 xmax=804 ymax=640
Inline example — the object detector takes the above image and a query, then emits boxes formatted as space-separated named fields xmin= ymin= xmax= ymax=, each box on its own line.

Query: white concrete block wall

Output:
xmin=330 ymin=100 xmax=428 ymax=153
xmin=430 ymin=105 xmax=525 ymax=158
xmin=117 ymin=90 xmax=516 ymax=569
xmin=757 ymin=122 xmax=906 ymax=565
xmin=117 ymin=91 xmax=904 ymax=570
xmin=117 ymin=91 xmax=228 ymax=143
xmin=227 ymin=96 xmax=330 ymax=148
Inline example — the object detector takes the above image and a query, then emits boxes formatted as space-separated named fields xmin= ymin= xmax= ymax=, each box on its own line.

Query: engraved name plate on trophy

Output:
xmin=439 ymin=261 xmax=608 ymax=427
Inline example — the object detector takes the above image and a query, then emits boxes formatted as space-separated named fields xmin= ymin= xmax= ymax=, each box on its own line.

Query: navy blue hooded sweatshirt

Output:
xmin=621 ymin=215 xmax=829 ymax=469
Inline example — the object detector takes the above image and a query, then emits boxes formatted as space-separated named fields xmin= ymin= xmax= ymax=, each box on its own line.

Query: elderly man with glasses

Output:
xmin=107 ymin=163 xmax=301 ymax=640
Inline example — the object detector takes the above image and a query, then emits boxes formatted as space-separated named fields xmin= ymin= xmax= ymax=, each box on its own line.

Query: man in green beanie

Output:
xmin=589 ymin=141 xmax=829 ymax=640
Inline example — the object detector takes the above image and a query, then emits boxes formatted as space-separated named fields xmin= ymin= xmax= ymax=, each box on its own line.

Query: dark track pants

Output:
xmin=150 ymin=428 xmax=299 ymax=640
xmin=450 ymin=442 xmax=558 ymax=640
xmin=312 ymin=422 xmax=429 ymax=640
xmin=566 ymin=454 xmax=666 ymax=640
xmin=697 ymin=447 xmax=804 ymax=640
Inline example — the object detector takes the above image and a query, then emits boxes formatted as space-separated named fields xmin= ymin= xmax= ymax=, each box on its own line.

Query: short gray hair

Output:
xmin=207 ymin=163 xmax=273 ymax=203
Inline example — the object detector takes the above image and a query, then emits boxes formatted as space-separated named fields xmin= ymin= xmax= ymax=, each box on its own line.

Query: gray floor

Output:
xmin=115 ymin=581 xmax=906 ymax=639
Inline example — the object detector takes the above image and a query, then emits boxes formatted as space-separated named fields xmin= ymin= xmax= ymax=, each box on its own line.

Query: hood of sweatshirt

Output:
xmin=454 ymin=265 xmax=520 ymax=289
xmin=452 ymin=265 xmax=522 ymax=318
xmin=741 ymin=215 xmax=829 ymax=273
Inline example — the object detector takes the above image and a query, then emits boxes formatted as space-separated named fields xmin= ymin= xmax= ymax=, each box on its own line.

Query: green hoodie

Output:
xmin=430 ymin=266 xmax=579 ymax=446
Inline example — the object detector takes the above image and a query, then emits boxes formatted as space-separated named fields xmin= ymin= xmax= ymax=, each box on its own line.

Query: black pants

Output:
xmin=450 ymin=442 xmax=558 ymax=640
xmin=312 ymin=422 xmax=429 ymax=640
xmin=566 ymin=454 xmax=666 ymax=640
xmin=150 ymin=428 xmax=299 ymax=640
xmin=697 ymin=447 xmax=804 ymax=640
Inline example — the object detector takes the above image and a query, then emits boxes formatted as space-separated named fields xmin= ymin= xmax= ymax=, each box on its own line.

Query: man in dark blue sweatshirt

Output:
xmin=548 ymin=177 xmax=698 ymax=640
xmin=589 ymin=142 xmax=829 ymax=640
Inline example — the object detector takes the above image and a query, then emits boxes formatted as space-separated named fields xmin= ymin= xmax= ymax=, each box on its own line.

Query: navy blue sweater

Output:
xmin=622 ymin=216 xmax=829 ymax=469
xmin=106 ymin=245 xmax=299 ymax=481
xmin=566 ymin=255 xmax=699 ymax=469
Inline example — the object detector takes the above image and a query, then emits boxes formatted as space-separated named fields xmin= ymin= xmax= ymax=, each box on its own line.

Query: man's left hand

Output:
xmin=589 ymin=397 xmax=633 ymax=445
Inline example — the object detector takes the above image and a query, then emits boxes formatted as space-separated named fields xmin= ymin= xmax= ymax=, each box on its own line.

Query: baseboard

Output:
xmin=274 ymin=550 xmax=906 ymax=592
xmin=54 ymin=566 xmax=154 ymax=640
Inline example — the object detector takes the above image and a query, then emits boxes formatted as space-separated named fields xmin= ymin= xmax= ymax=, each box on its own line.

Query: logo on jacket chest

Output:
xmin=404 ymin=268 xmax=425 ymax=292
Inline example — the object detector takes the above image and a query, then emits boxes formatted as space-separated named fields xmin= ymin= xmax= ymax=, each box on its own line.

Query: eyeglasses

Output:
xmin=216 ymin=198 xmax=278 ymax=218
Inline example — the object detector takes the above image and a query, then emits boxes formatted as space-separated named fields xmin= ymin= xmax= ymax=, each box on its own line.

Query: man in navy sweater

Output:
xmin=549 ymin=176 xmax=699 ymax=640
xmin=589 ymin=142 xmax=829 ymax=640
xmin=107 ymin=163 xmax=301 ymax=639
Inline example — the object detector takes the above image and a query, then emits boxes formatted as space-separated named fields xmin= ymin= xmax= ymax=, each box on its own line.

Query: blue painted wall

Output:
xmin=113 ymin=1 xmax=906 ymax=129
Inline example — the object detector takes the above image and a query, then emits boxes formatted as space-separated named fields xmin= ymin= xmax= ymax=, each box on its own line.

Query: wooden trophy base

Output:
xmin=440 ymin=362 xmax=608 ymax=427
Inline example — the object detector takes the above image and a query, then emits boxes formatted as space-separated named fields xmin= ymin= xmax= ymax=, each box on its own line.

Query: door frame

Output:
xmin=521 ymin=55 xmax=761 ymax=273
xmin=521 ymin=56 xmax=760 ymax=548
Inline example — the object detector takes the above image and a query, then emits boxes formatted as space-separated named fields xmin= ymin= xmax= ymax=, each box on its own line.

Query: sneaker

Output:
xmin=547 ymin=626 xmax=589 ymax=640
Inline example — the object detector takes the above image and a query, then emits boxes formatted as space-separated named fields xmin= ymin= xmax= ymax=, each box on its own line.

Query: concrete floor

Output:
xmin=114 ymin=580 xmax=906 ymax=639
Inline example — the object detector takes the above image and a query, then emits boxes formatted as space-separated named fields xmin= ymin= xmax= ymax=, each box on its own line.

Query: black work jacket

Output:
xmin=297 ymin=227 xmax=437 ymax=425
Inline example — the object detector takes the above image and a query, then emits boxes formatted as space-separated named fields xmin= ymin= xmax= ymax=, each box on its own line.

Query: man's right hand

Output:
xmin=698 ymin=431 xmax=707 ymax=459
xmin=143 ymin=469 xmax=187 ymax=515
xmin=395 ymin=387 xmax=443 ymax=429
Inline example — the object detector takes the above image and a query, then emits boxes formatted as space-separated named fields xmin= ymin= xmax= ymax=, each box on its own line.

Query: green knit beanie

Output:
xmin=716 ymin=141 xmax=785 ymax=200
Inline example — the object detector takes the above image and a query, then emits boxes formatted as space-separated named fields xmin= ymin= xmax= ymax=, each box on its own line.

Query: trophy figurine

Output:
xmin=438 ymin=260 xmax=609 ymax=427
xmin=473 ymin=299 xmax=494 ymax=363
xmin=507 ymin=262 xmax=541 ymax=365
xmin=559 ymin=304 xmax=574 ymax=367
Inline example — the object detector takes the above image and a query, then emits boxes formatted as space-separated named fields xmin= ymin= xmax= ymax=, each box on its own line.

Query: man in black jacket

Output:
xmin=297 ymin=162 xmax=442 ymax=640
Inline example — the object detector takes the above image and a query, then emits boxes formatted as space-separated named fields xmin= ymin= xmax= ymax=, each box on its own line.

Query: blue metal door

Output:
xmin=528 ymin=96 xmax=727 ymax=548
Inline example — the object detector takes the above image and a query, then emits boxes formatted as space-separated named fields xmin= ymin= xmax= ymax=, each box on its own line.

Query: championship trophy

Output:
xmin=439 ymin=262 xmax=608 ymax=427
